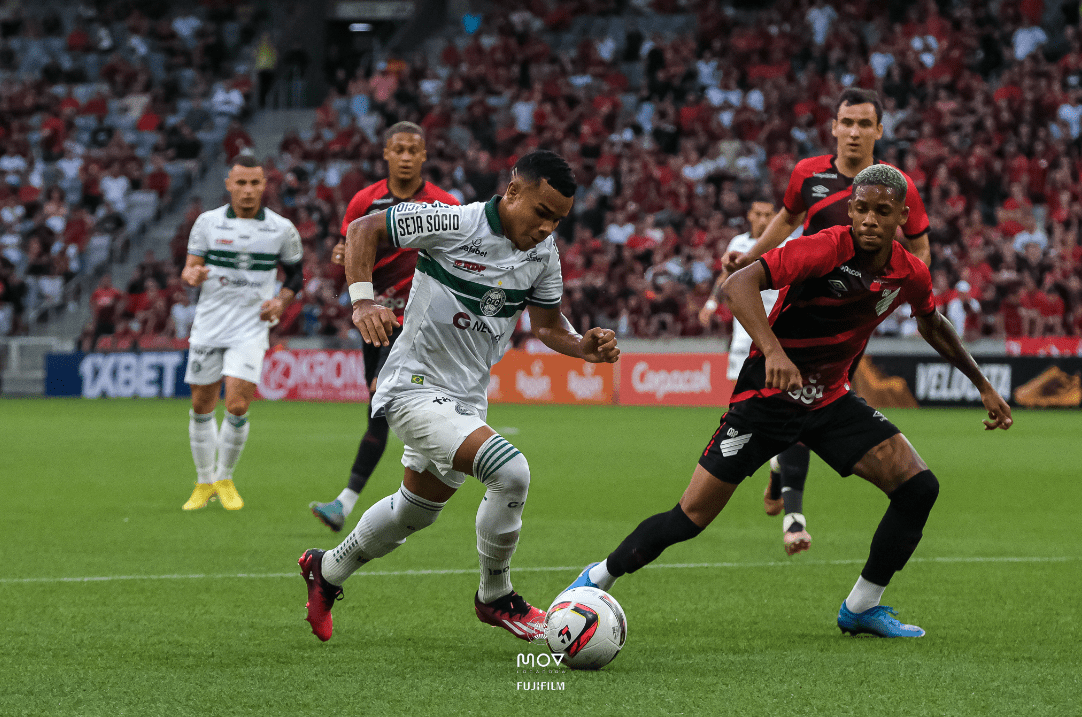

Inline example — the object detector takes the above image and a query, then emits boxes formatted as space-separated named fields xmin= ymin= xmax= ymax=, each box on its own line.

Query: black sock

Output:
xmin=861 ymin=470 xmax=939 ymax=586
xmin=347 ymin=410 xmax=389 ymax=494
xmin=778 ymin=443 xmax=810 ymax=515
xmin=606 ymin=504 xmax=704 ymax=577
xmin=767 ymin=470 xmax=782 ymax=501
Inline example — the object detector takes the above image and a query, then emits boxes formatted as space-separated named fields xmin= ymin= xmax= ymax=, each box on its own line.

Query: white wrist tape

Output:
xmin=704 ymin=298 xmax=718 ymax=311
xmin=348 ymin=282 xmax=374 ymax=303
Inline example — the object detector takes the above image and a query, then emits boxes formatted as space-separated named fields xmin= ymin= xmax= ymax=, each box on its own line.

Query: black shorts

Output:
xmin=363 ymin=325 xmax=401 ymax=386
xmin=698 ymin=392 xmax=901 ymax=484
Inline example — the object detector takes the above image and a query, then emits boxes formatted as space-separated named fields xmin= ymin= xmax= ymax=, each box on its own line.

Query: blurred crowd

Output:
xmin=78 ymin=0 xmax=1082 ymax=349
xmin=0 ymin=0 xmax=262 ymax=337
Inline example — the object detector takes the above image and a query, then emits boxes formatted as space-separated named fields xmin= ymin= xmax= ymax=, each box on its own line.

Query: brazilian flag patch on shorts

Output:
xmin=411 ymin=375 xmax=424 ymax=385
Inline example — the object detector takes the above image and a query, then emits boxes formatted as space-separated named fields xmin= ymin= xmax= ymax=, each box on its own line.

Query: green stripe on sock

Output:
xmin=477 ymin=441 xmax=516 ymax=481
xmin=485 ymin=449 xmax=522 ymax=479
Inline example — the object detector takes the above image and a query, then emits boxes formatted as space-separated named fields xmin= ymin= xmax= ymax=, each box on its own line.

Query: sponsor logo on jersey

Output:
xmin=258 ymin=225 xmax=278 ymax=232
xmin=238 ymin=234 xmax=250 ymax=240
xmin=370 ymin=197 xmax=395 ymax=206
xmin=217 ymin=238 xmax=234 ymax=245
xmin=811 ymin=184 xmax=829 ymax=196
xmin=525 ymin=249 xmax=543 ymax=262
xmin=480 ymin=287 xmax=507 ymax=316
xmin=828 ymin=278 xmax=848 ymax=294
xmin=396 ymin=211 xmax=461 ymax=237
xmin=454 ymin=259 xmax=487 ymax=274
xmin=813 ymin=172 xmax=838 ymax=178
xmin=840 ymin=265 xmax=861 ymax=277
xmin=218 ymin=276 xmax=265 ymax=288
xmin=460 ymin=235 xmax=488 ymax=258
xmin=875 ymin=287 xmax=901 ymax=315
xmin=452 ymin=311 xmax=504 ymax=339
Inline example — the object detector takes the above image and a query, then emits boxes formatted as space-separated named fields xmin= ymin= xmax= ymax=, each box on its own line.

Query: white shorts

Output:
xmin=384 ymin=388 xmax=489 ymax=490
xmin=185 ymin=340 xmax=267 ymax=386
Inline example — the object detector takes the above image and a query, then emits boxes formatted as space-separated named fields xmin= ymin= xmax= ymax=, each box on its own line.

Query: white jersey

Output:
xmin=371 ymin=197 xmax=563 ymax=413
xmin=187 ymin=204 xmax=303 ymax=348
xmin=726 ymin=231 xmax=781 ymax=380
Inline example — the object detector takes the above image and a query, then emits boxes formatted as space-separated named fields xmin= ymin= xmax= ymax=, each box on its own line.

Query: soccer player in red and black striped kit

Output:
xmin=310 ymin=121 xmax=459 ymax=531
xmin=722 ymin=89 xmax=930 ymax=555
xmin=567 ymin=165 xmax=1011 ymax=638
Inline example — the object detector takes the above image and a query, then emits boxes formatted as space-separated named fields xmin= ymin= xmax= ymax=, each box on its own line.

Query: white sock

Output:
xmin=215 ymin=412 xmax=250 ymax=481
xmin=322 ymin=484 xmax=445 ymax=585
xmin=587 ymin=560 xmax=617 ymax=591
xmin=473 ymin=435 xmax=530 ymax=603
xmin=845 ymin=576 xmax=886 ymax=614
xmin=476 ymin=528 xmax=517 ymax=603
xmin=189 ymin=409 xmax=218 ymax=484
xmin=336 ymin=488 xmax=359 ymax=515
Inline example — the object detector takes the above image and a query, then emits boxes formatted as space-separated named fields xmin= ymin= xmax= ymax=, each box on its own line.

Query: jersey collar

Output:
xmin=226 ymin=205 xmax=266 ymax=220
xmin=484 ymin=196 xmax=505 ymax=236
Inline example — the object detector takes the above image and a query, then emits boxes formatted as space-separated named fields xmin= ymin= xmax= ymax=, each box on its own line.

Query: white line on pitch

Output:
xmin=0 ymin=555 xmax=1075 ymax=585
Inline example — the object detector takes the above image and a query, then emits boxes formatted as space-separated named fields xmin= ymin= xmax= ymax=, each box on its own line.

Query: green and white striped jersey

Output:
xmin=371 ymin=196 xmax=563 ymax=413
xmin=186 ymin=204 xmax=303 ymax=348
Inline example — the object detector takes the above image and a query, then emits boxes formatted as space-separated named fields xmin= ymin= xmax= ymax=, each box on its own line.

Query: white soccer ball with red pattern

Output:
xmin=544 ymin=586 xmax=627 ymax=670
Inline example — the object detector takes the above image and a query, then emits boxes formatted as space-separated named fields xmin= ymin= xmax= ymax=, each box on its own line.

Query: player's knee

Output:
xmin=392 ymin=484 xmax=444 ymax=531
xmin=891 ymin=469 xmax=939 ymax=515
xmin=474 ymin=435 xmax=530 ymax=494
xmin=224 ymin=396 xmax=250 ymax=416
xmin=486 ymin=451 xmax=530 ymax=498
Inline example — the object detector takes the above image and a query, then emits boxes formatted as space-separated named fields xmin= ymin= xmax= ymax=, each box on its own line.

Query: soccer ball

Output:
xmin=544 ymin=586 xmax=627 ymax=670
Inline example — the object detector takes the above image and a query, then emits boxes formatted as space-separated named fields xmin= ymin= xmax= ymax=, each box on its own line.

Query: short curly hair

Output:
xmin=852 ymin=164 xmax=907 ymax=201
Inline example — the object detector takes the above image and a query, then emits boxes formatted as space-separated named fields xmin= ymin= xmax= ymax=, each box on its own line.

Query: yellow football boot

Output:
xmin=182 ymin=483 xmax=217 ymax=511
xmin=213 ymin=478 xmax=244 ymax=510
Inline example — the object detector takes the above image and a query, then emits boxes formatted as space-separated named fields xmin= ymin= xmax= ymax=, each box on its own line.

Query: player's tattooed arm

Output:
xmin=720 ymin=262 xmax=802 ymax=393
xmin=345 ymin=212 xmax=399 ymax=346
xmin=528 ymin=306 xmax=619 ymax=363
xmin=915 ymin=310 xmax=1012 ymax=430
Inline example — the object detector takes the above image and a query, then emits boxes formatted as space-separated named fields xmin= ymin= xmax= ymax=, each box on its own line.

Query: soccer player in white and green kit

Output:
xmin=180 ymin=155 xmax=304 ymax=511
xmin=299 ymin=150 xmax=620 ymax=643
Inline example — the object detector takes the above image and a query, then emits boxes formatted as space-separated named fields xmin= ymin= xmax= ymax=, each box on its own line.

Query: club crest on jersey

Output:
xmin=461 ymin=236 xmax=488 ymax=258
xmin=876 ymin=287 xmax=901 ymax=315
xmin=454 ymin=259 xmax=486 ymax=274
xmin=235 ymin=251 xmax=252 ymax=270
xmin=480 ymin=288 xmax=506 ymax=316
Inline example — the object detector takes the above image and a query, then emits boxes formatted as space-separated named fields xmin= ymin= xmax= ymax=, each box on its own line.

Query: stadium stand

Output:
xmin=0 ymin=0 xmax=262 ymax=342
xmin=24 ymin=0 xmax=1082 ymax=348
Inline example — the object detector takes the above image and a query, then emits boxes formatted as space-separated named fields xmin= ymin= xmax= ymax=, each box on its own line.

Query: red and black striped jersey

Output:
xmin=731 ymin=225 xmax=935 ymax=410
xmin=340 ymin=179 xmax=459 ymax=320
xmin=782 ymin=155 xmax=930 ymax=239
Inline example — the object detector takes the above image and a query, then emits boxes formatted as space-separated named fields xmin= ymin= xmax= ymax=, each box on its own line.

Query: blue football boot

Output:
xmin=838 ymin=602 xmax=925 ymax=637
xmin=564 ymin=562 xmax=602 ymax=592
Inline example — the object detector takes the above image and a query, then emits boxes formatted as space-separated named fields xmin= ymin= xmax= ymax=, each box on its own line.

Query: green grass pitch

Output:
xmin=1 ymin=398 xmax=1079 ymax=716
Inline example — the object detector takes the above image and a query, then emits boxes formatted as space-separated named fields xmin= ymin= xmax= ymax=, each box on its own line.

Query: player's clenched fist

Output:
xmin=352 ymin=301 xmax=400 ymax=346
xmin=331 ymin=240 xmax=346 ymax=266
xmin=580 ymin=327 xmax=620 ymax=363
xmin=181 ymin=264 xmax=211 ymax=287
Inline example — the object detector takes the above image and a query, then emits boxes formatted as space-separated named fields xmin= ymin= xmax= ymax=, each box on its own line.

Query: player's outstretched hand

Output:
xmin=352 ymin=300 xmax=400 ymax=347
xmin=980 ymin=388 xmax=1013 ymax=431
xmin=697 ymin=303 xmax=714 ymax=328
xmin=764 ymin=350 xmax=802 ymax=393
xmin=722 ymin=250 xmax=748 ymax=274
xmin=581 ymin=327 xmax=620 ymax=363
xmin=331 ymin=240 xmax=346 ymax=266
xmin=181 ymin=264 xmax=211 ymax=287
